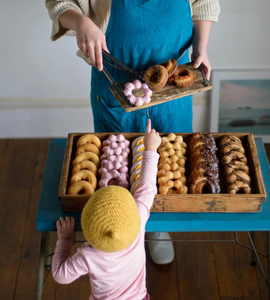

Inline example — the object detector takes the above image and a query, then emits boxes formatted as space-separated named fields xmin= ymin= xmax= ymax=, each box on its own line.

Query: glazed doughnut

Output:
xmin=72 ymin=152 xmax=100 ymax=167
xmin=123 ymin=80 xmax=152 ymax=107
xmin=226 ymin=180 xmax=252 ymax=194
xmin=130 ymin=160 xmax=142 ymax=174
xmin=168 ymin=68 xmax=196 ymax=87
xmin=160 ymin=59 xmax=178 ymax=78
xmin=222 ymin=161 xmax=249 ymax=176
xmin=132 ymin=151 xmax=144 ymax=164
xmin=70 ymin=170 xmax=97 ymax=189
xmin=76 ymin=143 xmax=100 ymax=156
xmin=143 ymin=65 xmax=168 ymax=91
xmin=72 ymin=160 xmax=98 ymax=176
xmin=76 ymin=134 xmax=101 ymax=150
xmin=132 ymin=144 xmax=145 ymax=157
xmin=131 ymin=136 xmax=144 ymax=150
xmin=130 ymin=181 xmax=139 ymax=195
xmin=221 ymin=151 xmax=247 ymax=165
xmin=67 ymin=181 xmax=94 ymax=195
xmin=130 ymin=169 xmax=141 ymax=186
xmin=218 ymin=135 xmax=242 ymax=148
xmin=99 ymin=169 xmax=129 ymax=189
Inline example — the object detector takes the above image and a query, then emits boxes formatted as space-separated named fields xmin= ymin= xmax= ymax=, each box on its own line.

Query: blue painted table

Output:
xmin=35 ymin=138 xmax=270 ymax=299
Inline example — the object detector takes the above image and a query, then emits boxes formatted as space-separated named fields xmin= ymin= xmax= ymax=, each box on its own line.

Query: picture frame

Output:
xmin=210 ymin=70 xmax=270 ymax=143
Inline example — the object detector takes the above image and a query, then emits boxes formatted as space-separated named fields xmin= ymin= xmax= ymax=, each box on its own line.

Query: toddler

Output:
xmin=53 ymin=119 xmax=161 ymax=300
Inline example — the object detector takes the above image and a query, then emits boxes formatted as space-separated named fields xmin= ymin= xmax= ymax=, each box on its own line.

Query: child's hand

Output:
xmin=144 ymin=119 xmax=161 ymax=152
xmin=56 ymin=217 xmax=75 ymax=242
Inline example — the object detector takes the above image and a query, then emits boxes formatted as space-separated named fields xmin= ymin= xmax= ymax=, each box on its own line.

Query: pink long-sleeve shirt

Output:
xmin=52 ymin=150 xmax=159 ymax=300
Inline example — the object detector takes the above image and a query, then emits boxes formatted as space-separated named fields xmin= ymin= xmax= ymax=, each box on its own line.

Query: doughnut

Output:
xmin=160 ymin=59 xmax=178 ymax=78
xmin=130 ymin=169 xmax=141 ymax=186
xmin=72 ymin=160 xmax=98 ymax=176
xmin=76 ymin=134 xmax=101 ymax=150
xmin=132 ymin=151 xmax=144 ymax=164
xmin=159 ymin=179 xmax=187 ymax=195
xmin=99 ymin=169 xmax=129 ymax=189
xmin=76 ymin=143 xmax=100 ymax=156
xmin=131 ymin=136 xmax=144 ymax=150
xmin=221 ymin=151 xmax=247 ymax=165
xmin=158 ymin=162 xmax=185 ymax=175
xmin=218 ymin=135 xmax=242 ymax=148
xmin=161 ymin=133 xmax=183 ymax=145
xmin=70 ymin=170 xmax=97 ymax=189
xmin=123 ymin=80 xmax=152 ymax=107
xmin=130 ymin=160 xmax=142 ymax=174
xmin=222 ymin=161 xmax=249 ymax=176
xmin=102 ymin=134 xmax=130 ymax=148
xmin=220 ymin=142 xmax=245 ymax=155
xmin=189 ymin=177 xmax=219 ymax=194
xmin=224 ymin=170 xmax=251 ymax=186
xmin=130 ymin=181 xmax=139 ymax=195
xmin=100 ymin=160 xmax=128 ymax=173
xmin=132 ymin=144 xmax=145 ymax=157
xmin=168 ymin=68 xmax=196 ymax=87
xmin=72 ymin=152 xmax=100 ymax=167
xmin=67 ymin=181 xmax=94 ymax=195
xmin=226 ymin=180 xmax=252 ymax=194
xmin=143 ymin=65 xmax=168 ymax=91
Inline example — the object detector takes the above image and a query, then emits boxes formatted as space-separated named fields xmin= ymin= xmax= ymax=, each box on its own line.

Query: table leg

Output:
xmin=45 ymin=232 xmax=52 ymax=270
xmin=36 ymin=232 xmax=47 ymax=300
xmin=250 ymin=232 xmax=257 ymax=266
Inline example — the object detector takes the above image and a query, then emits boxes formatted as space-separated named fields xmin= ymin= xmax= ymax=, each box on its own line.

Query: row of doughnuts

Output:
xmin=99 ymin=134 xmax=130 ymax=189
xmin=68 ymin=134 xmax=101 ymax=195
xmin=143 ymin=59 xmax=196 ymax=92
xmin=129 ymin=136 xmax=145 ymax=194
xmin=219 ymin=135 xmax=251 ymax=194
xmin=157 ymin=133 xmax=188 ymax=195
xmin=188 ymin=133 xmax=220 ymax=194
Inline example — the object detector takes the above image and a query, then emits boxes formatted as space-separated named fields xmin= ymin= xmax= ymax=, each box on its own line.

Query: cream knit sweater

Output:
xmin=45 ymin=0 xmax=220 ymax=62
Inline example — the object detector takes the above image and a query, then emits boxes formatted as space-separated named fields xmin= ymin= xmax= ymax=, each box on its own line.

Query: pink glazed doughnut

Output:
xmin=99 ymin=169 xmax=129 ymax=189
xmin=123 ymin=80 xmax=152 ymax=107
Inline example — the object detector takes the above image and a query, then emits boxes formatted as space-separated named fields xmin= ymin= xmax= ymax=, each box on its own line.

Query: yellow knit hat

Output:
xmin=81 ymin=186 xmax=141 ymax=253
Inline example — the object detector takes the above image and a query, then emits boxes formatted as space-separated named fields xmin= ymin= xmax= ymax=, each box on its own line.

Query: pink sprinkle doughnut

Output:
xmin=124 ymin=80 xmax=152 ymax=107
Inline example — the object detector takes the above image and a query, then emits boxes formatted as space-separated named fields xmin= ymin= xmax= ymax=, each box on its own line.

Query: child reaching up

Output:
xmin=53 ymin=119 xmax=161 ymax=300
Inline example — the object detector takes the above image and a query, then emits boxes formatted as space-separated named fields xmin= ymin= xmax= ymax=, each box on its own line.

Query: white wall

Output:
xmin=0 ymin=0 xmax=270 ymax=138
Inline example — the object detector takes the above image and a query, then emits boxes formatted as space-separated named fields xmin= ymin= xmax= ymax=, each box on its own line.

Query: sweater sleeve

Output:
xmin=52 ymin=239 xmax=89 ymax=284
xmin=133 ymin=151 xmax=159 ymax=226
xmin=191 ymin=0 xmax=221 ymax=22
xmin=45 ymin=0 xmax=84 ymax=41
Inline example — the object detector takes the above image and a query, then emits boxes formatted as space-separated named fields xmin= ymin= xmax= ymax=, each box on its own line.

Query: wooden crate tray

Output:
xmin=59 ymin=132 xmax=266 ymax=213
xmin=110 ymin=63 xmax=212 ymax=112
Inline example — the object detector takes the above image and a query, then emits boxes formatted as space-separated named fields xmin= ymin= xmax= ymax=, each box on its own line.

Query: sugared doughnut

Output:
xmin=161 ymin=59 xmax=178 ymax=78
xmin=70 ymin=170 xmax=97 ymax=189
xmin=76 ymin=143 xmax=100 ymax=156
xmin=131 ymin=136 xmax=144 ymax=150
xmin=168 ymin=68 xmax=196 ymax=87
xmin=123 ymin=80 xmax=152 ymax=107
xmin=67 ymin=181 xmax=94 ymax=195
xmin=72 ymin=160 xmax=98 ymax=176
xmin=72 ymin=152 xmax=100 ymax=167
xmin=76 ymin=134 xmax=101 ymax=150
xmin=143 ymin=65 xmax=168 ymax=91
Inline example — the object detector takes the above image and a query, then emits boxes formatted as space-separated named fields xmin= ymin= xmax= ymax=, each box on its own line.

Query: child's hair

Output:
xmin=81 ymin=186 xmax=141 ymax=252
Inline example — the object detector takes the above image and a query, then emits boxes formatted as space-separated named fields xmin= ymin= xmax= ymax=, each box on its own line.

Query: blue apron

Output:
xmin=90 ymin=0 xmax=194 ymax=133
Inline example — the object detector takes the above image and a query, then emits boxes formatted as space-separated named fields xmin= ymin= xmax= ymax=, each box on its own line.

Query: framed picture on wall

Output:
xmin=210 ymin=70 xmax=270 ymax=143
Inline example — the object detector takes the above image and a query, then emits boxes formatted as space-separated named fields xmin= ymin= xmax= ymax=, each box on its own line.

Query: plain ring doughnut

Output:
xmin=68 ymin=181 xmax=94 ymax=195
xmin=76 ymin=143 xmax=100 ymax=156
xmin=143 ymin=65 xmax=168 ymax=91
xmin=76 ymin=134 xmax=102 ymax=149
xmin=72 ymin=152 xmax=100 ymax=167
xmin=70 ymin=170 xmax=97 ymax=189
xmin=72 ymin=160 xmax=98 ymax=176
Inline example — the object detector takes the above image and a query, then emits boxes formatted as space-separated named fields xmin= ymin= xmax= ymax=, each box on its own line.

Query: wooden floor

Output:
xmin=0 ymin=139 xmax=269 ymax=300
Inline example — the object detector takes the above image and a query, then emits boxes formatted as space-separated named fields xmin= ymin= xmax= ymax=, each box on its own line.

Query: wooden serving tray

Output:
xmin=59 ymin=132 xmax=266 ymax=213
xmin=110 ymin=63 xmax=212 ymax=112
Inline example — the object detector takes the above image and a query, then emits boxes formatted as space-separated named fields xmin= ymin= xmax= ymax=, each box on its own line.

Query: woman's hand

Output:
xmin=75 ymin=15 xmax=108 ymax=71
xmin=191 ymin=49 xmax=211 ymax=81
xmin=59 ymin=10 xmax=108 ymax=71
xmin=56 ymin=216 xmax=75 ymax=242
xmin=144 ymin=119 xmax=161 ymax=152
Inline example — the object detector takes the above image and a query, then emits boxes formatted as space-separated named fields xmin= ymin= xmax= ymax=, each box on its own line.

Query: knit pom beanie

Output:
xmin=81 ymin=186 xmax=141 ymax=253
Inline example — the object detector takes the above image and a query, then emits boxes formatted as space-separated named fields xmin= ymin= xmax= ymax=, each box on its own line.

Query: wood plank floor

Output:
xmin=0 ymin=139 xmax=269 ymax=300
